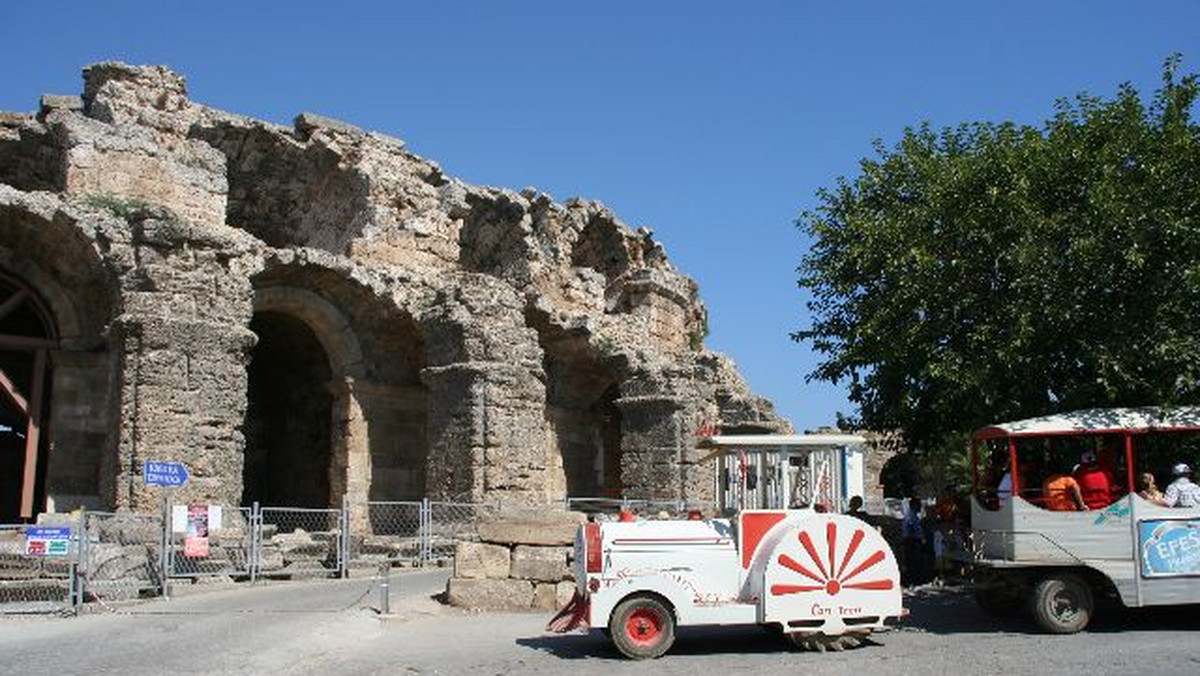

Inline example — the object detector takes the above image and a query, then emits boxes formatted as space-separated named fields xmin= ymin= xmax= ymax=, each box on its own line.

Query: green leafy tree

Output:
xmin=796 ymin=56 xmax=1200 ymax=469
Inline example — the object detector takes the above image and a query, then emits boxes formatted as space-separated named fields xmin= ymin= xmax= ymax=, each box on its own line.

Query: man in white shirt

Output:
xmin=1163 ymin=463 xmax=1200 ymax=508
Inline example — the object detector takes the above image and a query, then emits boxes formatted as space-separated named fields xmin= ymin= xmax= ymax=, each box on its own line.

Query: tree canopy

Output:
xmin=796 ymin=56 xmax=1200 ymax=457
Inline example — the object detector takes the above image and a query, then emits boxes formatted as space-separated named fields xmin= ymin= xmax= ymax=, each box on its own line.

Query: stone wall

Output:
xmin=445 ymin=510 xmax=583 ymax=611
xmin=0 ymin=62 xmax=790 ymax=520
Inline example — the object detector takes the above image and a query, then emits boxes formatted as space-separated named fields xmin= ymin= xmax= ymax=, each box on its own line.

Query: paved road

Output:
xmin=2 ymin=573 xmax=1199 ymax=675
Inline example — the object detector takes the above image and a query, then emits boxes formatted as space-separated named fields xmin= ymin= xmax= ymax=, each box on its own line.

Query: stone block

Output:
xmin=532 ymin=582 xmax=558 ymax=611
xmin=446 ymin=577 xmax=533 ymax=610
xmin=453 ymin=541 xmax=511 ymax=580
xmin=556 ymin=581 xmax=576 ymax=609
xmin=510 ymin=545 xmax=571 ymax=582
xmin=477 ymin=511 xmax=585 ymax=547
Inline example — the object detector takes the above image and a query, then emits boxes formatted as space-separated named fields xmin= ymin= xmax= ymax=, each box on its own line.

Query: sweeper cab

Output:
xmin=548 ymin=434 xmax=903 ymax=659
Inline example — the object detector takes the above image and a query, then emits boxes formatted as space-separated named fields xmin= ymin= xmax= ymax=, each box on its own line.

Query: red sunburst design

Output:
xmin=770 ymin=521 xmax=894 ymax=597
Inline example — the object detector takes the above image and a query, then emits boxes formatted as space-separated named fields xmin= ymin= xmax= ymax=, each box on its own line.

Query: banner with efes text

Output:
xmin=1139 ymin=519 xmax=1200 ymax=577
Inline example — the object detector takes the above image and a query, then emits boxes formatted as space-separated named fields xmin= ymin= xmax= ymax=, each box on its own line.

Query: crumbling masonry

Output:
xmin=0 ymin=63 xmax=789 ymax=522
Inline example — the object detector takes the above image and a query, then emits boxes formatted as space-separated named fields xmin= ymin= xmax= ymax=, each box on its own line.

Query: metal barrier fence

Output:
xmin=3 ymin=494 xmax=714 ymax=613
xmin=167 ymin=506 xmax=253 ymax=581
xmin=427 ymin=501 xmax=496 ymax=561
xmin=258 ymin=506 xmax=346 ymax=578
xmin=0 ymin=521 xmax=80 ymax=613
xmin=83 ymin=511 xmax=164 ymax=602
xmin=358 ymin=501 xmax=423 ymax=565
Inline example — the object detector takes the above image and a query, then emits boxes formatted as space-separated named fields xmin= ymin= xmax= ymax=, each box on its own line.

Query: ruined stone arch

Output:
xmin=0 ymin=201 xmax=119 ymax=518
xmin=246 ymin=269 xmax=433 ymax=515
xmin=252 ymin=286 xmax=366 ymax=380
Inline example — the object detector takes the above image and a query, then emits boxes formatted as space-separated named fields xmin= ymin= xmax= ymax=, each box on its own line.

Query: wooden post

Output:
xmin=19 ymin=348 xmax=46 ymax=519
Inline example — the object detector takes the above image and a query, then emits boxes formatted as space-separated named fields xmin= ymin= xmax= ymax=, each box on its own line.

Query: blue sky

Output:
xmin=2 ymin=2 xmax=1197 ymax=431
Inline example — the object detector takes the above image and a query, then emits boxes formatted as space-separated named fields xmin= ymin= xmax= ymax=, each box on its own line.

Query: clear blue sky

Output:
xmin=2 ymin=2 xmax=1197 ymax=431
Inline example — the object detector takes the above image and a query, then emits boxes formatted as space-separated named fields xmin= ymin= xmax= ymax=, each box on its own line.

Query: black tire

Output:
xmin=609 ymin=595 xmax=676 ymax=660
xmin=1030 ymin=574 xmax=1093 ymax=634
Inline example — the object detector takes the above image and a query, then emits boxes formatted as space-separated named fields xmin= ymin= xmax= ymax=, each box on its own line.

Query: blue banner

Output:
xmin=1139 ymin=519 xmax=1200 ymax=577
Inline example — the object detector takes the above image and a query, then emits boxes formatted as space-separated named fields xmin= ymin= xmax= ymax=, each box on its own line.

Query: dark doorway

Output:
xmin=0 ymin=273 xmax=54 ymax=522
xmin=242 ymin=312 xmax=333 ymax=508
xmin=542 ymin=341 xmax=622 ymax=498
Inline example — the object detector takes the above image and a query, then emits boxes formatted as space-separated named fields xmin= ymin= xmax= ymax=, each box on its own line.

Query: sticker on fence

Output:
xmin=184 ymin=504 xmax=210 ymax=558
xmin=25 ymin=526 xmax=71 ymax=557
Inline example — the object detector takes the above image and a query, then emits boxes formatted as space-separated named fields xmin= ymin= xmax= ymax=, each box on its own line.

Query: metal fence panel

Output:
xmin=0 ymin=522 xmax=78 ymax=613
xmin=167 ymin=505 xmax=254 ymax=580
xmin=258 ymin=507 xmax=344 ymax=577
xmin=356 ymin=501 xmax=423 ymax=565
xmin=426 ymin=501 xmax=496 ymax=561
xmin=82 ymin=511 xmax=164 ymax=602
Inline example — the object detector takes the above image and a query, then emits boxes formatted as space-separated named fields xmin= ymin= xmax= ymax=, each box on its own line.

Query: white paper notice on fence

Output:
xmin=209 ymin=505 xmax=223 ymax=531
xmin=172 ymin=505 xmax=188 ymax=533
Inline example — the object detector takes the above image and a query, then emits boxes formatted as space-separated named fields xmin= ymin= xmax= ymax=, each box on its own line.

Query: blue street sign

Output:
xmin=144 ymin=460 xmax=190 ymax=487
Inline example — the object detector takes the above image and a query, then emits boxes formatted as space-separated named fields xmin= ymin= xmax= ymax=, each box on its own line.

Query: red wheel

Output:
xmin=609 ymin=595 xmax=676 ymax=659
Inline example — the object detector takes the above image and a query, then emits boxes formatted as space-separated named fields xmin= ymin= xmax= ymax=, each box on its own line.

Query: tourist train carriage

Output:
xmin=548 ymin=434 xmax=902 ymax=659
xmin=971 ymin=407 xmax=1200 ymax=633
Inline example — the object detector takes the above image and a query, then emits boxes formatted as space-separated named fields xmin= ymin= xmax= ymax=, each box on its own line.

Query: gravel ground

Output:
xmin=2 ymin=574 xmax=1198 ymax=676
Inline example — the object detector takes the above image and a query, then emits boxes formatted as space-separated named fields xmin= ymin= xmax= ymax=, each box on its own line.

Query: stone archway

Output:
xmin=246 ymin=281 xmax=431 ymax=517
xmin=242 ymin=311 xmax=333 ymax=508
xmin=535 ymin=330 xmax=623 ymax=499
xmin=0 ymin=201 xmax=117 ymax=516
xmin=0 ymin=272 xmax=55 ymax=521
xmin=244 ymin=287 xmax=364 ymax=509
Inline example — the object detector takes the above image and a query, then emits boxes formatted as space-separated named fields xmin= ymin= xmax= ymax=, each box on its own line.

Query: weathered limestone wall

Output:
xmin=107 ymin=210 xmax=259 ymax=509
xmin=0 ymin=62 xmax=790 ymax=516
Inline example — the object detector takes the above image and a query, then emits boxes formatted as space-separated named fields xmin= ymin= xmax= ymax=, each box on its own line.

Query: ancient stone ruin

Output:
xmin=0 ymin=63 xmax=789 ymax=524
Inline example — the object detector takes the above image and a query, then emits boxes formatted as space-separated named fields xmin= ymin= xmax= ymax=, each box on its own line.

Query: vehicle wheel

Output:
xmin=786 ymin=631 xmax=868 ymax=652
xmin=609 ymin=595 xmax=676 ymax=659
xmin=1030 ymin=574 xmax=1093 ymax=634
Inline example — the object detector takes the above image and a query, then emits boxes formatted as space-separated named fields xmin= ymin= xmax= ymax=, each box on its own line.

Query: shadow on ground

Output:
xmin=518 ymin=624 xmax=884 ymax=660
xmin=903 ymin=584 xmax=1200 ymax=635
xmin=521 ymin=585 xmax=1200 ymax=659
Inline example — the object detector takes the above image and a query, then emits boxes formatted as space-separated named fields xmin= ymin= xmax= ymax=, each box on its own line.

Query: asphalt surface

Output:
xmin=2 ymin=572 xmax=1200 ymax=676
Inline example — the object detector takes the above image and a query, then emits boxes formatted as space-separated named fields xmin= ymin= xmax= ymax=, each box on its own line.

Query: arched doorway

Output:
xmin=0 ymin=273 xmax=56 ymax=522
xmin=242 ymin=311 xmax=333 ymax=508
xmin=539 ymin=334 xmax=623 ymax=499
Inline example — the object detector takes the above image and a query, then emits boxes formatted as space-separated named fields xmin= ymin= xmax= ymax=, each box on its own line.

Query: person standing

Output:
xmin=845 ymin=495 xmax=867 ymax=520
xmin=901 ymin=497 xmax=926 ymax=585
xmin=1164 ymin=463 xmax=1200 ymax=508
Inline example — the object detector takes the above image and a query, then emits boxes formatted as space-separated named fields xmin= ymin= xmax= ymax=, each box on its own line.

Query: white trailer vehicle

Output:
xmin=548 ymin=434 xmax=903 ymax=659
xmin=970 ymin=407 xmax=1200 ymax=633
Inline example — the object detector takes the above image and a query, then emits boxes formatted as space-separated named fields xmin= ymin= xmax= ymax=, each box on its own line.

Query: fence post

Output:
xmin=159 ymin=496 xmax=171 ymax=600
xmin=250 ymin=501 xmax=260 ymax=584
xmin=420 ymin=498 xmax=431 ymax=566
xmin=339 ymin=494 xmax=350 ymax=579
xmin=378 ymin=561 xmax=391 ymax=615
xmin=70 ymin=510 xmax=84 ymax=612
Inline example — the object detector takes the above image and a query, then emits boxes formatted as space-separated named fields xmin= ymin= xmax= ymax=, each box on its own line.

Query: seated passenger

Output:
xmin=996 ymin=462 xmax=1029 ymax=506
xmin=1137 ymin=472 xmax=1168 ymax=507
xmin=1073 ymin=450 xmax=1115 ymax=510
xmin=1042 ymin=472 xmax=1086 ymax=511
xmin=1164 ymin=463 xmax=1200 ymax=508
